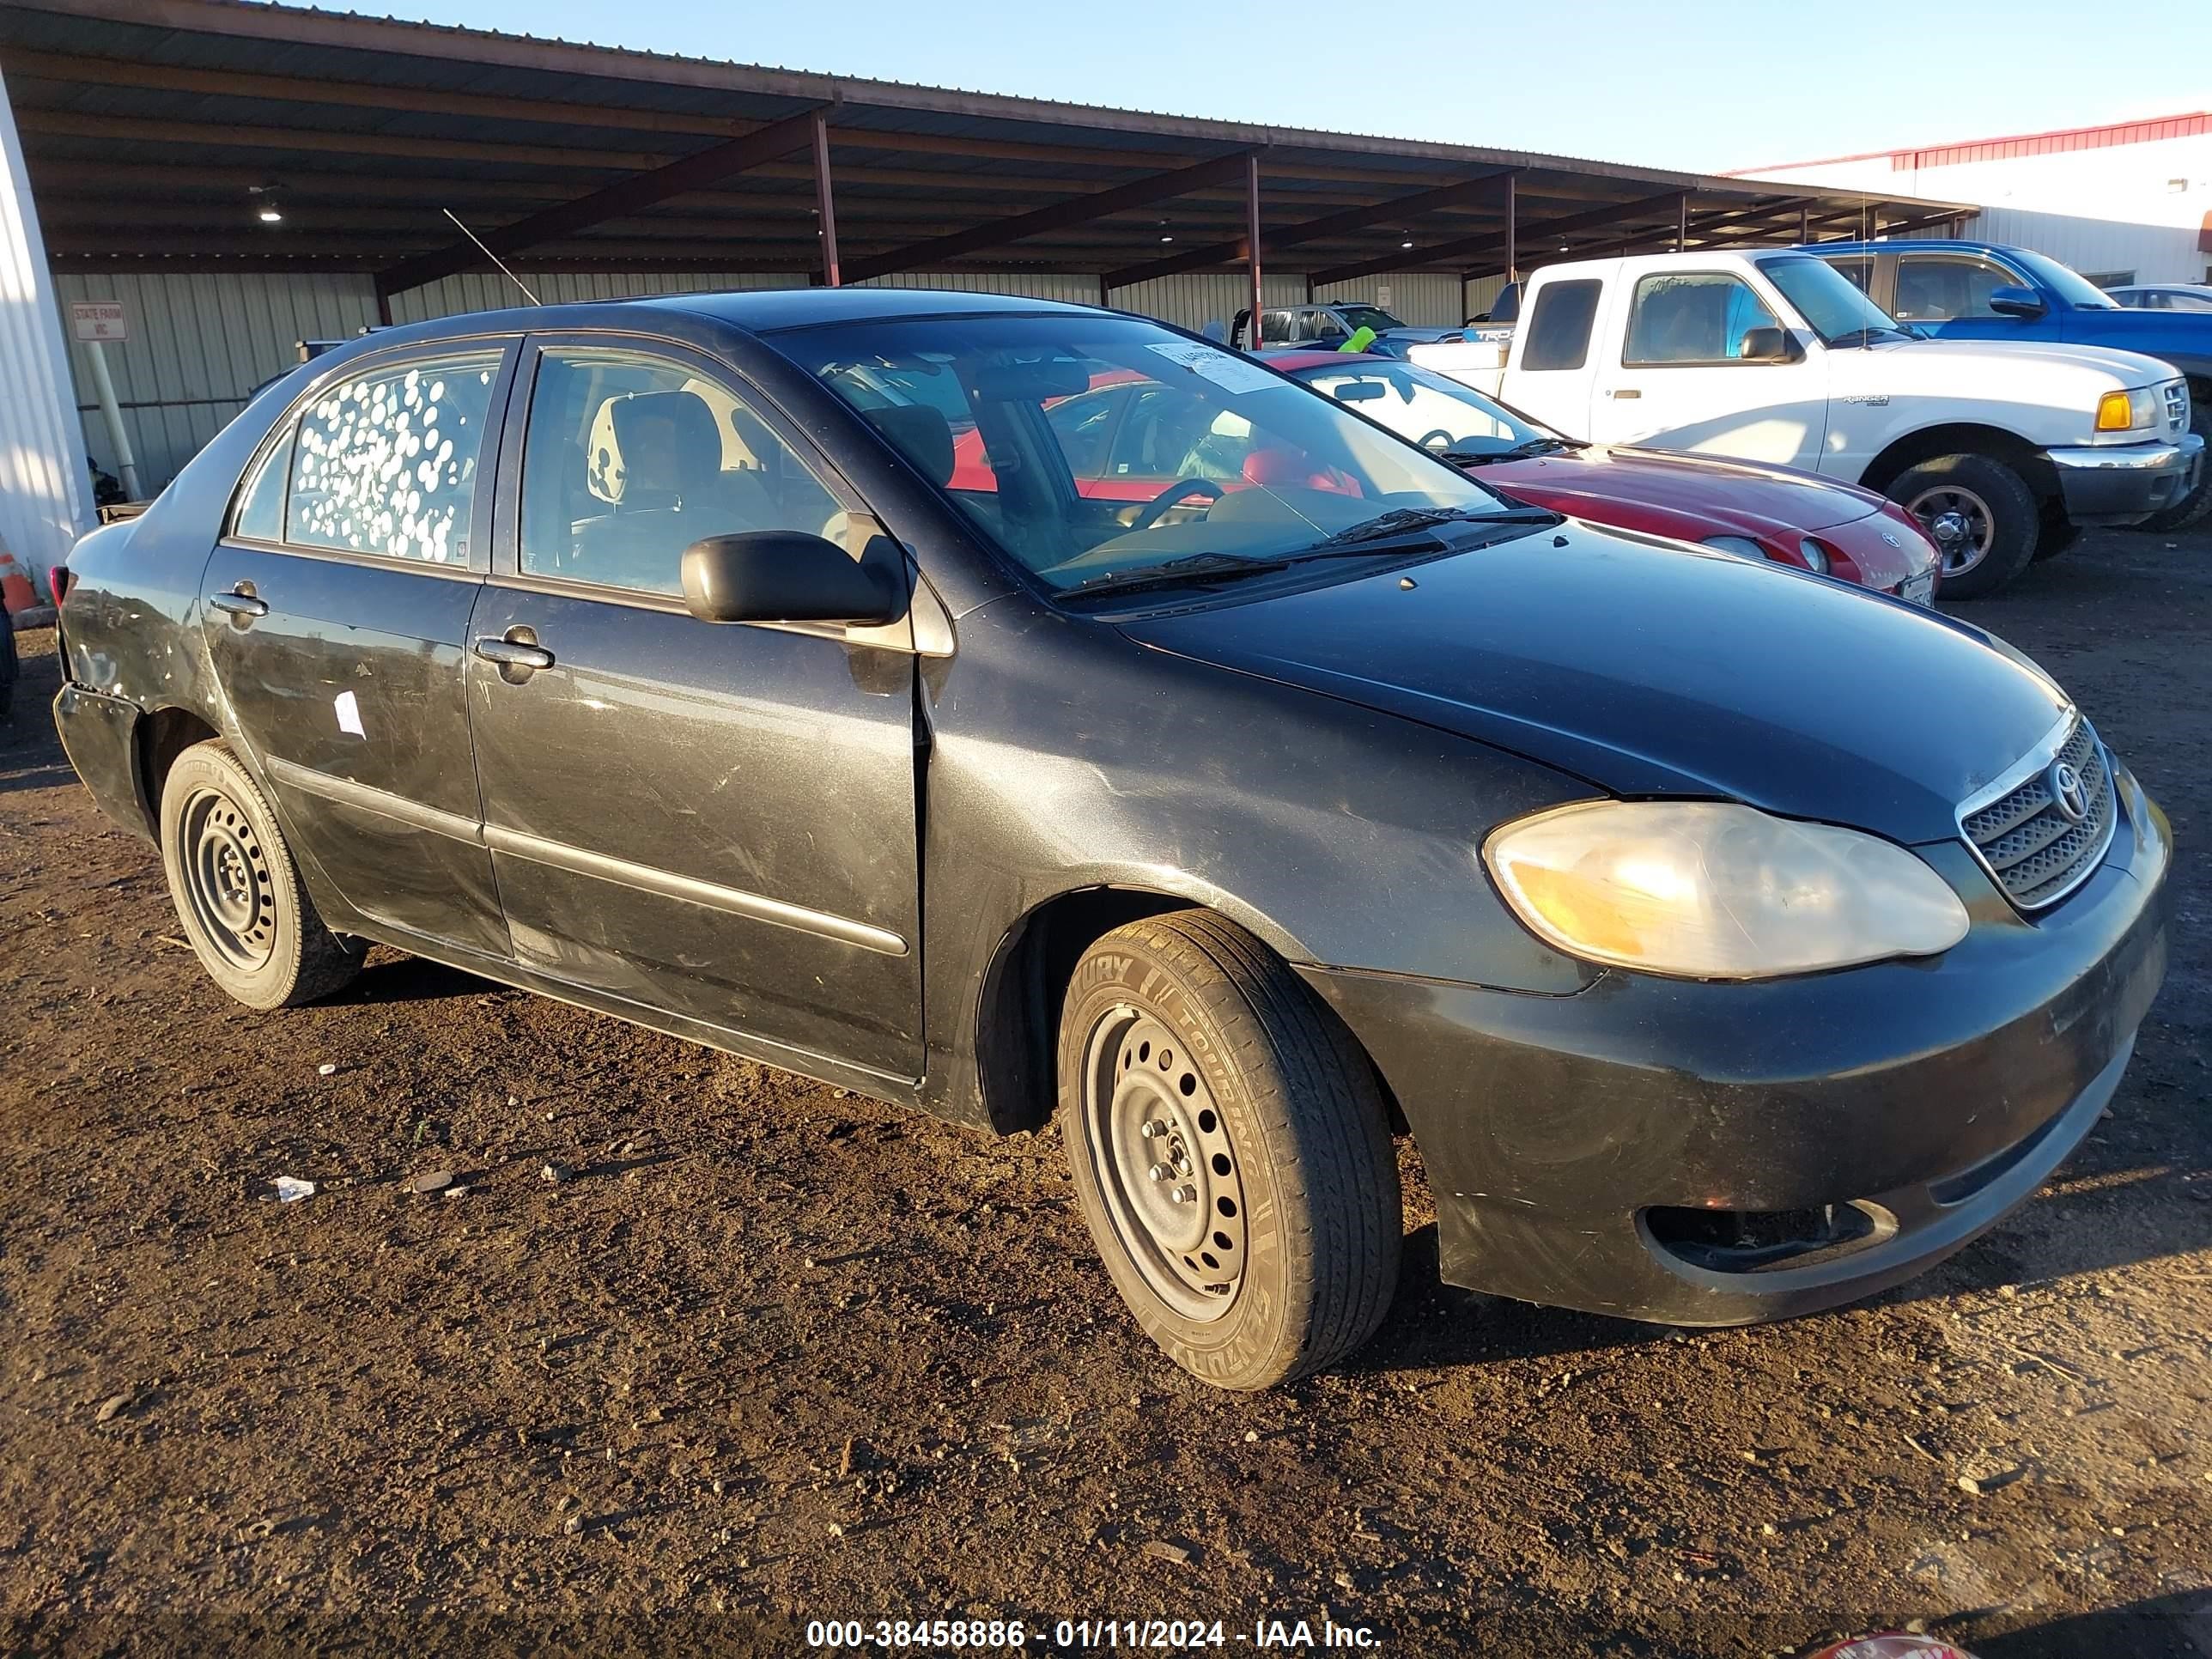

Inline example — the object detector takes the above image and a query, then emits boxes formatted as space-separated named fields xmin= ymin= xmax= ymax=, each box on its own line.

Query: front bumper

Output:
xmin=2046 ymin=432 xmax=2203 ymax=525
xmin=1299 ymin=764 xmax=2172 ymax=1327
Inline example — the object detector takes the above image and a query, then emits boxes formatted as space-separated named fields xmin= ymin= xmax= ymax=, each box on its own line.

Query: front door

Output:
xmin=1587 ymin=268 xmax=1830 ymax=471
xmin=467 ymin=337 xmax=925 ymax=1083
xmin=202 ymin=340 xmax=515 ymax=958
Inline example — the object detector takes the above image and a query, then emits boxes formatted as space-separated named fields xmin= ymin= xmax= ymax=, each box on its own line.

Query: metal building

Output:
xmin=1738 ymin=112 xmax=2212 ymax=289
xmin=0 ymin=0 xmax=1960 ymax=530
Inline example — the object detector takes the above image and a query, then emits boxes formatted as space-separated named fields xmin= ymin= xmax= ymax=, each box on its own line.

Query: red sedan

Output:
xmin=1272 ymin=351 xmax=1941 ymax=601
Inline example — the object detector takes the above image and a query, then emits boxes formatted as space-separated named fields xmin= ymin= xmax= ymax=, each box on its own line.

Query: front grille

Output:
xmin=2165 ymin=379 xmax=2190 ymax=437
xmin=1960 ymin=718 xmax=2116 ymax=909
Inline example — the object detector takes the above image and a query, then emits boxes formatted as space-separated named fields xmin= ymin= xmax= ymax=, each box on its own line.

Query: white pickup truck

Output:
xmin=1409 ymin=250 xmax=2203 ymax=597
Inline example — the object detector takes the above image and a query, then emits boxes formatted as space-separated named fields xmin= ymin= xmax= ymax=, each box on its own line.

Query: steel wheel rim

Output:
xmin=179 ymin=785 xmax=277 ymax=973
xmin=1079 ymin=1005 xmax=1248 ymax=1322
xmin=1905 ymin=484 xmax=1996 ymax=577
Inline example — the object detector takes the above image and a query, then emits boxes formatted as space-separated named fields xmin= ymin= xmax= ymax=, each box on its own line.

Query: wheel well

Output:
xmin=971 ymin=888 xmax=1408 ymax=1139
xmin=1860 ymin=424 xmax=2057 ymax=504
xmin=134 ymin=707 xmax=221 ymax=833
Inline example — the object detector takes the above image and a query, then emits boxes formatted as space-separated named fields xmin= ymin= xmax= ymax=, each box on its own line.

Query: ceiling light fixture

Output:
xmin=249 ymin=183 xmax=283 ymax=224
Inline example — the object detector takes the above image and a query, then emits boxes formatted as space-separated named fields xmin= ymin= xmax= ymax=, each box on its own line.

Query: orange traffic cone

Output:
xmin=0 ymin=537 xmax=34 ymax=616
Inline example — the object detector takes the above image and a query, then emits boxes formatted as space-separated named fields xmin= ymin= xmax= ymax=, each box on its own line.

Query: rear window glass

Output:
xmin=230 ymin=421 xmax=295 ymax=542
xmin=1521 ymin=279 xmax=1601 ymax=371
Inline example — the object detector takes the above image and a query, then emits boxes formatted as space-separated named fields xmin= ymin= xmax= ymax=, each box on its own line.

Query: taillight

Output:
xmin=49 ymin=565 xmax=73 ymax=608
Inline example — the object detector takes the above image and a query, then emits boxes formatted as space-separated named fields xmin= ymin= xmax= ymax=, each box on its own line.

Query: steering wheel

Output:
xmin=1127 ymin=477 xmax=1224 ymax=532
xmin=1417 ymin=428 xmax=1457 ymax=452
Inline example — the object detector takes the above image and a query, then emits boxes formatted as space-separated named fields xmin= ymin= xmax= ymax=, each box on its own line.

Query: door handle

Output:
xmin=209 ymin=587 xmax=270 ymax=618
xmin=1607 ymin=388 xmax=1642 ymax=400
xmin=473 ymin=635 xmax=556 ymax=672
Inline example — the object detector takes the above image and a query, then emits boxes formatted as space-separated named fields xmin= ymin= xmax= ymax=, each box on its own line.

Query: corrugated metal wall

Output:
xmin=1105 ymin=273 xmax=1307 ymax=335
xmin=50 ymin=264 xmax=1504 ymax=494
xmin=52 ymin=269 xmax=380 ymax=493
xmin=2 ymin=71 xmax=92 ymax=581
xmin=1310 ymin=273 xmax=1467 ymax=326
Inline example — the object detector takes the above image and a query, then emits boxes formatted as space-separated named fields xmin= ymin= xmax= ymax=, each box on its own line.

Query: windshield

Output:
xmin=1292 ymin=360 xmax=1557 ymax=456
xmin=1333 ymin=305 xmax=1407 ymax=334
xmin=2013 ymin=250 xmax=2119 ymax=310
xmin=787 ymin=313 xmax=1522 ymax=596
xmin=1755 ymin=255 xmax=1913 ymax=345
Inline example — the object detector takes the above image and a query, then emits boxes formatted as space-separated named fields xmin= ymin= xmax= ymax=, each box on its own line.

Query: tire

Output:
xmin=2033 ymin=511 xmax=2081 ymax=562
xmin=158 ymin=739 xmax=364 ymax=1009
xmin=2133 ymin=397 xmax=2212 ymax=533
xmin=1055 ymin=910 xmax=1401 ymax=1390
xmin=1887 ymin=453 xmax=2039 ymax=600
xmin=0 ymin=620 xmax=16 ymax=722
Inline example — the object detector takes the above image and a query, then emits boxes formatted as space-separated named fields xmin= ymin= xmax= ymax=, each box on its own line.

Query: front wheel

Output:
xmin=1056 ymin=911 xmax=1401 ymax=1390
xmin=158 ymin=740 xmax=365 ymax=1009
xmin=1888 ymin=453 xmax=2039 ymax=599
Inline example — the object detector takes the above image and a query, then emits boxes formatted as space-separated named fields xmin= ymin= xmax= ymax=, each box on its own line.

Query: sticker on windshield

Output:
xmin=1146 ymin=343 xmax=1281 ymax=396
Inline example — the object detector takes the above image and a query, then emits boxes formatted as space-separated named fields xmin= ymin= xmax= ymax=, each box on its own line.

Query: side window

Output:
xmin=1257 ymin=309 xmax=1297 ymax=345
xmin=1309 ymin=311 xmax=1347 ymax=342
xmin=520 ymin=348 xmax=845 ymax=599
xmin=1893 ymin=255 xmax=2024 ymax=322
xmin=1520 ymin=279 xmax=1601 ymax=371
xmin=230 ymin=420 xmax=295 ymax=542
xmin=1623 ymin=272 xmax=1781 ymax=365
xmin=1824 ymin=256 xmax=1876 ymax=295
xmin=1043 ymin=385 xmax=1128 ymax=479
xmin=2170 ymin=292 xmax=2212 ymax=314
xmin=288 ymin=349 xmax=501 ymax=563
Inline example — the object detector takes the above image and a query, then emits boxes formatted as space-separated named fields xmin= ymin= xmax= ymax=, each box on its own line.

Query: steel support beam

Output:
xmin=372 ymin=105 xmax=830 ymax=298
xmin=811 ymin=112 xmax=840 ymax=287
xmin=1247 ymin=154 xmax=1263 ymax=351
xmin=838 ymin=149 xmax=1255 ymax=284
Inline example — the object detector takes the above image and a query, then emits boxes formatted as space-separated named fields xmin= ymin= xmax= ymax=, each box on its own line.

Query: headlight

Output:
xmin=1796 ymin=537 xmax=1831 ymax=574
xmin=2094 ymin=387 xmax=2158 ymax=431
xmin=1700 ymin=535 xmax=1768 ymax=561
xmin=1482 ymin=800 xmax=1969 ymax=979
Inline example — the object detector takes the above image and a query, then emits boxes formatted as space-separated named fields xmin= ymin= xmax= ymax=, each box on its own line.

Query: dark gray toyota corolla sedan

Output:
xmin=54 ymin=289 xmax=2169 ymax=1389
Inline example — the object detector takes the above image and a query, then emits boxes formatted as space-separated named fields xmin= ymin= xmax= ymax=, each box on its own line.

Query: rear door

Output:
xmin=202 ymin=339 xmax=516 ymax=958
xmin=1587 ymin=267 xmax=1829 ymax=470
xmin=467 ymin=334 xmax=924 ymax=1083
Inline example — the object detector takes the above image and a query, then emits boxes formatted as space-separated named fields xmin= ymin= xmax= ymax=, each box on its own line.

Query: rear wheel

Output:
xmin=1888 ymin=453 xmax=2039 ymax=599
xmin=159 ymin=740 xmax=364 ymax=1009
xmin=1056 ymin=910 xmax=1400 ymax=1390
xmin=2133 ymin=397 xmax=2212 ymax=532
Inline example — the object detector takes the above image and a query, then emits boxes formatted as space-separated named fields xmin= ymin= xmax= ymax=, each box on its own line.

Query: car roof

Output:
xmin=640 ymin=286 xmax=1099 ymax=331
xmin=1799 ymin=239 xmax=2035 ymax=257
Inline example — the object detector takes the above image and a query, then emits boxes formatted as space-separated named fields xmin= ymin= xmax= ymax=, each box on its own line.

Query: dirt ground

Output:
xmin=3 ymin=528 xmax=2209 ymax=1659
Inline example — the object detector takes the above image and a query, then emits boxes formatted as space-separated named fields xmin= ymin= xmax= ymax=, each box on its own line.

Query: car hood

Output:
xmin=1478 ymin=445 xmax=1884 ymax=532
xmin=1850 ymin=335 xmax=2178 ymax=395
xmin=1119 ymin=522 xmax=2067 ymax=843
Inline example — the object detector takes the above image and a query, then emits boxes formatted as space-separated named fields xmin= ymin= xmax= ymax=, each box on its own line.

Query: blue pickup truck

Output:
xmin=1809 ymin=239 xmax=2212 ymax=532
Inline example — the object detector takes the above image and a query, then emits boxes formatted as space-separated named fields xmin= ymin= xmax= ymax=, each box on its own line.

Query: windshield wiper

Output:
xmin=1057 ymin=550 xmax=1291 ymax=601
xmin=1826 ymin=325 xmax=1912 ymax=348
xmin=1442 ymin=436 xmax=1583 ymax=465
xmin=1306 ymin=505 xmax=1556 ymax=546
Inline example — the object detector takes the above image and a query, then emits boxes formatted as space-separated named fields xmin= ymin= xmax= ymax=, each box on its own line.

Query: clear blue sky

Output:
xmin=381 ymin=0 xmax=2210 ymax=174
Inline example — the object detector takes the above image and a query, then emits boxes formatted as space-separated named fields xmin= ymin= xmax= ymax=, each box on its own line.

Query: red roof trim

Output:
xmin=1729 ymin=110 xmax=2212 ymax=179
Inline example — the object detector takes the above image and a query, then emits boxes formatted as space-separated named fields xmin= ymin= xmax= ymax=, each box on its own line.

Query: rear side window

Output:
xmin=1521 ymin=279 xmax=1601 ymax=370
xmin=287 ymin=349 xmax=502 ymax=564
xmin=230 ymin=422 xmax=295 ymax=542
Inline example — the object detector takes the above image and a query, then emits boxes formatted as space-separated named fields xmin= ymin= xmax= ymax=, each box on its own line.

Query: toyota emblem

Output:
xmin=1880 ymin=531 xmax=1901 ymax=547
xmin=2048 ymin=759 xmax=2089 ymax=823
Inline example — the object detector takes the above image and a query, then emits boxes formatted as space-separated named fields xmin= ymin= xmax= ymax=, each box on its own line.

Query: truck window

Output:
xmin=1893 ymin=254 xmax=2025 ymax=322
xmin=1521 ymin=279 xmax=1601 ymax=371
xmin=1824 ymin=255 xmax=1875 ymax=295
xmin=1258 ymin=309 xmax=1298 ymax=345
xmin=1623 ymin=273 xmax=1780 ymax=366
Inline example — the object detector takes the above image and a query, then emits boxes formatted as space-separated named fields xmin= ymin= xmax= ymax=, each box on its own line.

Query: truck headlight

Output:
xmin=2095 ymin=387 xmax=2158 ymax=432
xmin=1482 ymin=800 xmax=1969 ymax=979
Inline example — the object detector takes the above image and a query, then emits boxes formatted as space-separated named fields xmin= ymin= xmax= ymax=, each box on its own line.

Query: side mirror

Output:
xmin=679 ymin=531 xmax=904 ymax=626
xmin=1738 ymin=326 xmax=1802 ymax=363
xmin=1986 ymin=285 xmax=2048 ymax=319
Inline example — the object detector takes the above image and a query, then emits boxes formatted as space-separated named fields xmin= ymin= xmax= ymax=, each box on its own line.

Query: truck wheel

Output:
xmin=2134 ymin=399 xmax=2212 ymax=532
xmin=1056 ymin=910 xmax=1401 ymax=1390
xmin=159 ymin=739 xmax=365 ymax=1009
xmin=1888 ymin=454 xmax=2039 ymax=599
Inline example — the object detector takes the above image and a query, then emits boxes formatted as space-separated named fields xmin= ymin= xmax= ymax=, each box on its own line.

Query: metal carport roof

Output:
xmin=0 ymin=0 xmax=1973 ymax=313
